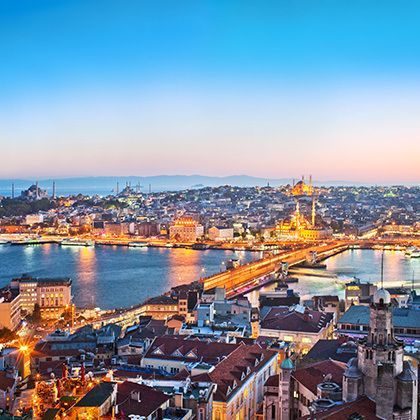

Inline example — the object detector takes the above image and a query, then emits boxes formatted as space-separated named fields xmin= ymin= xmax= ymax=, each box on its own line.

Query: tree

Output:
xmin=29 ymin=304 xmax=42 ymax=324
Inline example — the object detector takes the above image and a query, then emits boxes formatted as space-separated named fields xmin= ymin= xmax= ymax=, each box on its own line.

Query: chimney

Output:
xmin=131 ymin=391 xmax=141 ymax=402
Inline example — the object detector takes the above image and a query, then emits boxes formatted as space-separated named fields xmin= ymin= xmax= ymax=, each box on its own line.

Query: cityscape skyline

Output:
xmin=1 ymin=1 xmax=420 ymax=183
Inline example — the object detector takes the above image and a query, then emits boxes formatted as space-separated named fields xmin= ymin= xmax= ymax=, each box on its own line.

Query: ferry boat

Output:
xmin=128 ymin=242 xmax=148 ymax=248
xmin=405 ymin=246 xmax=420 ymax=258
xmin=60 ymin=239 xmax=95 ymax=247
xmin=192 ymin=243 xmax=209 ymax=250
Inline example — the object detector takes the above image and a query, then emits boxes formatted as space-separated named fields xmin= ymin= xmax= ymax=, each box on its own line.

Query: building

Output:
xmin=25 ymin=213 xmax=44 ymax=225
xmin=208 ymin=226 xmax=234 ymax=242
xmin=139 ymin=294 xmax=187 ymax=320
xmin=20 ymin=183 xmax=48 ymax=200
xmin=291 ymin=176 xmax=313 ymax=196
xmin=0 ymin=288 xmax=21 ymax=331
xmin=337 ymin=304 xmax=420 ymax=345
xmin=341 ymin=289 xmax=418 ymax=419
xmin=192 ymin=343 xmax=278 ymax=420
xmin=169 ymin=216 xmax=204 ymax=242
xmin=141 ymin=336 xmax=240 ymax=375
xmin=71 ymin=381 xmax=117 ymax=418
xmin=137 ymin=378 xmax=215 ymax=419
xmin=10 ymin=276 xmax=72 ymax=320
xmin=259 ymin=305 xmax=334 ymax=354
xmin=115 ymin=381 xmax=171 ymax=419
xmin=344 ymin=278 xmax=377 ymax=309
xmin=0 ymin=370 xmax=18 ymax=410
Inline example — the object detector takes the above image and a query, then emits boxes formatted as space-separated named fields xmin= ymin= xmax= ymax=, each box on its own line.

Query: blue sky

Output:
xmin=1 ymin=1 xmax=420 ymax=182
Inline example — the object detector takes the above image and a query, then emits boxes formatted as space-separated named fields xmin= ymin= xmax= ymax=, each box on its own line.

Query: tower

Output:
xmin=52 ymin=181 xmax=56 ymax=199
xmin=294 ymin=200 xmax=301 ymax=230
xmin=311 ymin=195 xmax=316 ymax=227
xmin=250 ymin=307 xmax=260 ymax=339
xmin=343 ymin=287 xmax=417 ymax=419
xmin=359 ymin=289 xmax=403 ymax=399
xmin=11 ymin=183 xmax=14 ymax=199
xmin=35 ymin=181 xmax=39 ymax=199
xmin=278 ymin=358 xmax=294 ymax=420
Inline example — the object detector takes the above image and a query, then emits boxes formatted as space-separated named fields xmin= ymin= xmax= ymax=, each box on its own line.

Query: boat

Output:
xmin=294 ymin=260 xmax=327 ymax=269
xmin=165 ymin=243 xmax=174 ymax=248
xmin=192 ymin=243 xmax=209 ymax=250
xmin=61 ymin=239 xmax=95 ymax=247
xmin=405 ymin=246 xmax=420 ymax=258
xmin=0 ymin=239 xmax=10 ymax=245
xmin=128 ymin=242 xmax=148 ymax=248
xmin=407 ymin=248 xmax=420 ymax=258
xmin=285 ymin=276 xmax=299 ymax=283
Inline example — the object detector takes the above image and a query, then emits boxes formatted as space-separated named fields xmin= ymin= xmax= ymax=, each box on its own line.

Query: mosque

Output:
xmin=275 ymin=175 xmax=332 ymax=240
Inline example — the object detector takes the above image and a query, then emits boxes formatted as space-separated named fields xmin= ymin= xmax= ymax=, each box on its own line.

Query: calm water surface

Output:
xmin=246 ymin=249 xmax=420 ymax=306
xmin=0 ymin=246 xmax=418 ymax=309
xmin=0 ymin=244 xmax=254 ymax=309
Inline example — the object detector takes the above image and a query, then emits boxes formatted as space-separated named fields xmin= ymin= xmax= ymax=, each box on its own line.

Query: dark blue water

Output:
xmin=0 ymin=244 xmax=254 ymax=309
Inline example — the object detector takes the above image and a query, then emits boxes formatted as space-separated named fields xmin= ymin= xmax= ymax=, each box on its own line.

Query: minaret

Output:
xmin=311 ymin=195 xmax=316 ymax=227
xmin=278 ymin=358 xmax=294 ymax=420
xmin=52 ymin=181 xmax=56 ymax=199
xmin=11 ymin=183 xmax=14 ymax=199
xmin=295 ymin=200 xmax=300 ymax=230
xmin=116 ymin=182 xmax=119 ymax=195
xmin=36 ymin=181 xmax=39 ymax=199
xmin=309 ymin=174 xmax=313 ymax=194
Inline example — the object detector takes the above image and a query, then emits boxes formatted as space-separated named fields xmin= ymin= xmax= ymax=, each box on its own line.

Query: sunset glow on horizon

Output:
xmin=1 ymin=1 xmax=420 ymax=184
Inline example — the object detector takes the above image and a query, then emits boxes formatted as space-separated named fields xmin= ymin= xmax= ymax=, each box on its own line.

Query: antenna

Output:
xmin=380 ymin=251 xmax=384 ymax=289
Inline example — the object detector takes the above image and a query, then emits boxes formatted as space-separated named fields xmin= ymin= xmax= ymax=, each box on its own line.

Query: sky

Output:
xmin=1 ymin=1 xmax=420 ymax=184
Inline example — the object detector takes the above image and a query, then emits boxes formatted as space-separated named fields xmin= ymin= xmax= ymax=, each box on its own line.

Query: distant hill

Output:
xmin=0 ymin=175 xmax=408 ymax=197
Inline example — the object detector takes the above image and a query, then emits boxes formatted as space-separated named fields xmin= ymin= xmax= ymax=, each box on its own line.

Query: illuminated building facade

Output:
xmin=169 ymin=216 xmax=204 ymax=242
xmin=10 ymin=276 xmax=72 ymax=320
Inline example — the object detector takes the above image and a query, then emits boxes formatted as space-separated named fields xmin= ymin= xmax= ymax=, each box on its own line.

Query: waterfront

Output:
xmin=0 ymin=246 xmax=418 ymax=310
xmin=245 ymin=249 xmax=419 ymax=306
xmin=0 ymin=244 xmax=254 ymax=309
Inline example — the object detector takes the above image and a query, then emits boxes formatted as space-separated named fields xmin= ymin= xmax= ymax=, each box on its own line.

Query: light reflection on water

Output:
xmin=0 ymin=246 xmax=418 ymax=309
xmin=246 ymin=249 xmax=419 ymax=306
xmin=0 ymin=244 xmax=254 ymax=309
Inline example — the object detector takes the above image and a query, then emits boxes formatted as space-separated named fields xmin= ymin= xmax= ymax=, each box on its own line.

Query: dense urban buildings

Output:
xmin=0 ymin=181 xmax=418 ymax=418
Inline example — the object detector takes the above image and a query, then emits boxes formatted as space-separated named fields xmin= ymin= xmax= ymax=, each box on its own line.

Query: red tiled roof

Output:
xmin=300 ymin=396 xmax=377 ymax=419
xmin=116 ymin=381 xmax=170 ymax=417
xmin=193 ymin=344 xmax=277 ymax=402
xmin=143 ymin=335 xmax=240 ymax=364
xmin=261 ymin=307 xmax=333 ymax=333
xmin=293 ymin=360 xmax=346 ymax=395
